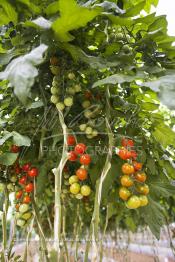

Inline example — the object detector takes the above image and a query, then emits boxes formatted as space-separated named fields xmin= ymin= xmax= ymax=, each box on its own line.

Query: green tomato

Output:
xmin=15 ymin=212 xmax=21 ymax=219
xmin=50 ymin=65 xmax=60 ymax=75
xmin=74 ymin=84 xmax=81 ymax=92
xmin=69 ymin=175 xmax=79 ymax=185
xmin=19 ymin=204 xmax=29 ymax=214
xmin=68 ymin=73 xmax=75 ymax=80
xmin=79 ymin=124 xmax=86 ymax=131
xmin=70 ymin=183 xmax=80 ymax=195
xmin=51 ymin=86 xmax=59 ymax=95
xmin=86 ymin=134 xmax=93 ymax=139
xmin=116 ymin=33 xmax=124 ymax=40
xmin=56 ymin=102 xmax=65 ymax=111
xmin=17 ymin=219 xmax=26 ymax=227
xmin=84 ymin=110 xmax=92 ymax=119
xmin=85 ymin=126 xmax=93 ymax=135
xmin=82 ymin=100 xmax=91 ymax=109
xmin=22 ymin=212 xmax=32 ymax=221
xmin=139 ymin=195 xmax=149 ymax=207
xmin=7 ymin=183 xmax=15 ymax=191
xmin=81 ymin=185 xmax=91 ymax=196
xmin=67 ymin=87 xmax=75 ymax=95
xmin=10 ymin=175 xmax=17 ymax=183
xmin=64 ymin=97 xmax=73 ymax=107
xmin=92 ymin=130 xmax=98 ymax=137
xmin=126 ymin=195 xmax=141 ymax=209
xmin=51 ymin=95 xmax=59 ymax=104
xmin=75 ymin=193 xmax=83 ymax=200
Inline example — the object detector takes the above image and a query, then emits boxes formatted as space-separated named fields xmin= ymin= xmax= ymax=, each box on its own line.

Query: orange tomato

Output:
xmin=135 ymin=172 xmax=147 ymax=183
xmin=122 ymin=163 xmax=134 ymax=175
xmin=133 ymin=161 xmax=143 ymax=171
xmin=121 ymin=175 xmax=134 ymax=187
xmin=121 ymin=137 xmax=134 ymax=147
xmin=137 ymin=184 xmax=149 ymax=195
xmin=76 ymin=168 xmax=88 ymax=181
xmin=119 ymin=187 xmax=131 ymax=200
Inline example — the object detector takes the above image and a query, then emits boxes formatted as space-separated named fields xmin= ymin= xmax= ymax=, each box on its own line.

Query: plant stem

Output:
xmin=53 ymin=109 xmax=68 ymax=259
xmin=2 ymin=185 xmax=9 ymax=262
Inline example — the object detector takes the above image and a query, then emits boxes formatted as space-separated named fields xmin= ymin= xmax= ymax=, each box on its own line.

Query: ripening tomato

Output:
xmin=23 ymin=195 xmax=31 ymax=204
xmin=15 ymin=166 xmax=21 ymax=174
xmin=119 ymin=187 xmax=131 ymax=201
xmin=68 ymin=151 xmax=77 ymax=161
xmin=25 ymin=183 xmax=34 ymax=193
xmin=50 ymin=56 xmax=59 ymax=66
xmin=84 ymin=91 xmax=92 ymax=99
xmin=121 ymin=137 xmax=134 ymax=147
xmin=10 ymin=145 xmax=20 ymax=153
xmin=67 ymin=135 xmax=76 ymax=146
xmin=16 ymin=190 xmax=23 ymax=199
xmin=76 ymin=168 xmax=88 ymax=181
xmin=22 ymin=163 xmax=31 ymax=172
xmin=137 ymin=184 xmax=149 ymax=195
xmin=28 ymin=167 xmax=38 ymax=177
xmin=131 ymin=150 xmax=137 ymax=160
xmin=121 ymin=175 xmax=134 ymax=187
xmin=135 ymin=172 xmax=147 ymax=183
xmin=118 ymin=148 xmax=132 ymax=160
xmin=63 ymin=165 xmax=69 ymax=173
xmin=133 ymin=161 xmax=143 ymax=171
xmin=81 ymin=185 xmax=91 ymax=196
xmin=126 ymin=195 xmax=141 ymax=209
xmin=69 ymin=175 xmax=79 ymax=185
xmin=15 ymin=204 xmax=20 ymax=210
xmin=139 ymin=195 xmax=148 ymax=206
xmin=80 ymin=154 xmax=91 ymax=165
xmin=19 ymin=176 xmax=27 ymax=185
xmin=122 ymin=163 xmax=134 ymax=175
xmin=70 ymin=183 xmax=80 ymax=194
xmin=74 ymin=143 xmax=87 ymax=155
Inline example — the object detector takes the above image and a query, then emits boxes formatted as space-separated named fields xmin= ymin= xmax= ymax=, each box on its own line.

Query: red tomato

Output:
xmin=10 ymin=145 xmax=20 ymax=153
xmin=74 ymin=143 xmax=87 ymax=155
xmin=19 ymin=176 xmax=27 ymax=185
xmin=23 ymin=195 xmax=31 ymax=204
xmin=16 ymin=190 xmax=23 ymax=199
xmin=133 ymin=161 xmax=143 ymax=171
xmin=25 ymin=183 xmax=34 ymax=193
xmin=80 ymin=154 xmax=91 ymax=165
xmin=118 ymin=148 xmax=132 ymax=160
xmin=68 ymin=151 xmax=77 ymax=161
xmin=131 ymin=150 xmax=137 ymax=159
xmin=22 ymin=163 xmax=31 ymax=172
xmin=28 ymin=167 xmax=38 ymax=177
xmin=121 ymin=137 xmax=134 ymax=147
xmin=67 ymin=135 xmax=76 ymax=146
xmin=15 ymin=166 xmax=21 ymax=174
xmin=122 ymin=163 xmax=134 ymax=175
xmin=76 ymin=168 xmax=88 ymax=181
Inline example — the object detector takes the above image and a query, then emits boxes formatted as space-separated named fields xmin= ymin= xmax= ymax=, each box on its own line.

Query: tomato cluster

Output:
xmin=66 ymin=138 xmax=92 ymax=199
xmin=117 ymin=138 xmax=149 ymax=209
xmin=8 ymin=145 xmax=39 ymax=227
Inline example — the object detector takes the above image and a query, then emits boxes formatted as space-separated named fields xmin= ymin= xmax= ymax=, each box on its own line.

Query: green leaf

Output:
xmin=0 ymin=0 xmax=18 ymax=25
xmin=0 ymin=131 xmax=31 ymax=146
xmin=150 ymin=179 xmax=175 ymax=198
xmin=122 ymin=1 xmax=145 ymax=17
xmin=125 ymin=216 xmax=137 ymax=232
xmin=45 ymin=1 xmax=60 ymax=15
xmin=0 ymin=44 xmax=48 ymax=104
xmin=12 ymin=131 xmax=31 ymax=146
xmin=141 ymin=197 xmax=165 ymax=239
xmin=0 ymin=153 xmax=18 ymax=166
xmin=148 ymin=15 xmax=167 ymax=33
xmin=52 ymin=0 xmax=100 ymax=42
xmin=0 ymin=48 xmax=25 ymax=66
xmin=16 ymin=0 xmax=41 ymax=14
xmin=108 ymin=15 xmax=133 ymax=26
xmin=36 ymin=163 xmax=49 ymax=196
xmin=92 ymin=72 xmax=145 ymax=88
xmin=153 ymin=124 xmax=175 ymax=148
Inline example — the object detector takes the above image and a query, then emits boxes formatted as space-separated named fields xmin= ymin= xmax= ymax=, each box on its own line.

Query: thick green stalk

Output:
xmin=53 ymin=109 xmax=68 ymax=259
xmin=2 ymin=186 xmax=9 ymax=262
